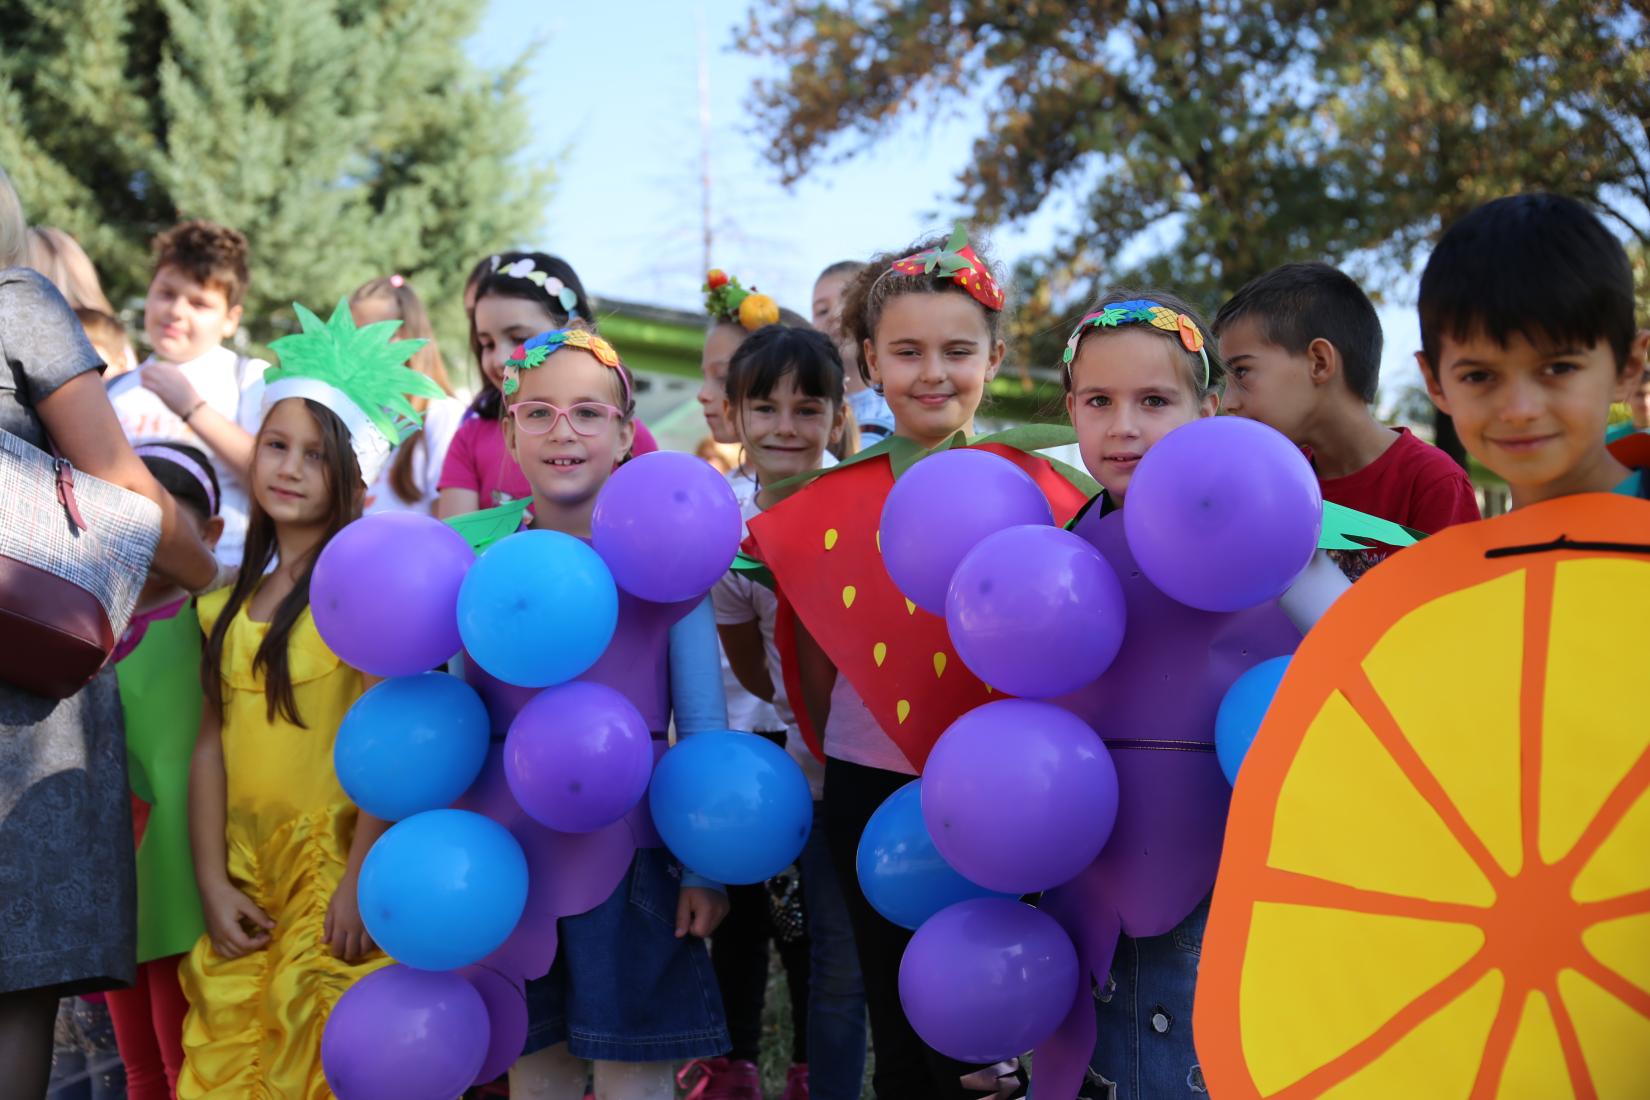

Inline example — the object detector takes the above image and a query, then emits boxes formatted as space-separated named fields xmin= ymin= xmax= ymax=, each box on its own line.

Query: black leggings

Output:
xmin=823 ymin=757 xmax=993 ymax=1100
xmin=0 ymin=988 xmax=59 ymax=1099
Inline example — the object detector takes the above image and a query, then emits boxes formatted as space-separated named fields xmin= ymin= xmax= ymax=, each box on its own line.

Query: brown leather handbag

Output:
xmin=0 ymin=428 xmax=160 ymax=699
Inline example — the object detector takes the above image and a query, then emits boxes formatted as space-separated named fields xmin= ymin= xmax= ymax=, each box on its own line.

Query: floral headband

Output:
xmin=503 ymin=327 xmax=631 ymax=405
xmin=490 ymin=255 xmax=580 ymax=320
xmin=1062 ymin=299 xmax=1210 ymax=388
xmin=703 ymin=268 xmax=780 ymax=331
xmin=888 ymin=222 xmax=1004 ymax=312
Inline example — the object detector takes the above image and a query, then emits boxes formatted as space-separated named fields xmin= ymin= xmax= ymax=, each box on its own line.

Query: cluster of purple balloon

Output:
xmin=310 ymin=453 xmax=749 ymax=1100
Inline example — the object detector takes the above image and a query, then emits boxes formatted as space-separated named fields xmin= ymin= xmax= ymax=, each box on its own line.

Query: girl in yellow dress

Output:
xmin=180 ymin=301 xmax=444 ymax=1098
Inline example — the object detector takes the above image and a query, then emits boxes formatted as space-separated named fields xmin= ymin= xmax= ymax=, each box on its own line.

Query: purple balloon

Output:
xmin=945 ymin=525 xmax=1126 ymax=698
xmin=1123 ymin=417 xmax=1321 ymax=612
xmin=505 ymin=682 xmax=653 ymax=833
xmin=899 ymin=898 xmax=1079 ymax=1063
xmin=459 ymin=964 xmax=529 ymax=1086
xmin=592 ymin=451 xmax=741 ymax=603
xmin=321 ymin=965 xmax=488 ymax=1100
xmin=312 ymin=513 xmax=473 ymax=677
xmin=879 ymin=449 xmax=1055 ymax=615
xmin=922 ymin=700 xmax=1118 ymax=893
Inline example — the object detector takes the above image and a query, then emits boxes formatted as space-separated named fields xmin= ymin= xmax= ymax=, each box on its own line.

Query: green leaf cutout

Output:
xmin=729 ymin=552 xmax=776 ymax=591
xmin=445 ymin=498 xmax=530 ymax=554
xmin=1318 ymin=500 xmax=1423 ymax=551
xmin=944 ymin=221 xmax=969 ymax=254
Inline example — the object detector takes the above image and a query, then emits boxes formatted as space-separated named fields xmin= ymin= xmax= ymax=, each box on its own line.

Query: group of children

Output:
xmin=34 ymin=186 xmax=1649 ymax=1100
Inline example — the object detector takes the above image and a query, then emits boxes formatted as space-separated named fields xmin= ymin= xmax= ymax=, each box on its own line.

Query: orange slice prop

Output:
xmin=1195 ymin=493 xmax=1650 ymax=1099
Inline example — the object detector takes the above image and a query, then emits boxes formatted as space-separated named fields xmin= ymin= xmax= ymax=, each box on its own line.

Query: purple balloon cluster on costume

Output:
xmin=873 ymin=425 xmax=1319 ymax=1085
xmin=311 ymin=458 xmax=768 ymax=1099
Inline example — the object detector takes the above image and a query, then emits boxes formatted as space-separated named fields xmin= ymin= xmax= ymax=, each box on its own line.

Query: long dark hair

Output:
xmin=468 ymin=251 xmax=591 ymax=421
xmin=202 ymin=399 xmax=362 ymax=726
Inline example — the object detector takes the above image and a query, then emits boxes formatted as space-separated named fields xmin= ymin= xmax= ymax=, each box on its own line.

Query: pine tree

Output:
xmin=0 ymin=0 xmax=549 ymax=348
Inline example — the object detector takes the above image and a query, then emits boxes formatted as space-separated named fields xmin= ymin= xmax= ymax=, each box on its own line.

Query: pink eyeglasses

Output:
xmin=509 ymin=400 xmax=624 ymax=436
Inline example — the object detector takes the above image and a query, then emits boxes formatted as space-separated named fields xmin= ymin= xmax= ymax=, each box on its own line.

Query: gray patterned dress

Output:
xmin=0 ymin=268 xmax=136 ymax=995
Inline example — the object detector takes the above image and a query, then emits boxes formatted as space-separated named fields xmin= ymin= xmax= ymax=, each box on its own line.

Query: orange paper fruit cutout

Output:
xmin=1195 ymin=494 xmax=1650 ymax=1099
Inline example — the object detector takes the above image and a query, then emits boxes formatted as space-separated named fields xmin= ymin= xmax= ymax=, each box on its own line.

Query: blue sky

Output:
xmin=467 ymin=1 xmax=1427 ymax=409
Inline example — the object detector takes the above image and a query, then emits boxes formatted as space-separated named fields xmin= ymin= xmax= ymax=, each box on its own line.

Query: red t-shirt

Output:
xmin=1318 ymin=427 xmax=1480 ymax=534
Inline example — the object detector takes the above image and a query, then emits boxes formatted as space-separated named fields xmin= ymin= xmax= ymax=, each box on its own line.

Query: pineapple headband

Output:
xmin=489 ymin=255 xmax=581 ymax=320
xmin=1061 ymin=299 xmax=1211 ymax=389
xmin=703 ymin=268 xmax=780 ymax=331
xmin=887 ymin=222 xmax=1005 ymax=312
xmin=262 ymin=299 xmax=444 ymax=485
xmin=502 ymin=327 xmax=631 ymax=405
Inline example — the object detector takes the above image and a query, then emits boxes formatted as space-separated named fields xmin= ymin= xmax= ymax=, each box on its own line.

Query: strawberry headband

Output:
xmin=503 ymin=327 xmax=631 ymax=404
xmin=1062 ymin=298 xmax=1211 ymax=389
xmin=888 ymin=222 xmax=1005 ymax=312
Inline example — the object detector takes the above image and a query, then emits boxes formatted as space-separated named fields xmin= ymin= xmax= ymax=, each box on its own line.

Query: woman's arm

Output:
xmin=190 ymin=702 xmax=274 ymax=957
xmin=37 ymin=373 xmax=218 ymax=592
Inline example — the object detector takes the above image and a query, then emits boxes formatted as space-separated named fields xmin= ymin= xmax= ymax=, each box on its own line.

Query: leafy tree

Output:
xmin=0 ymin=0 xmax=549 ymax=349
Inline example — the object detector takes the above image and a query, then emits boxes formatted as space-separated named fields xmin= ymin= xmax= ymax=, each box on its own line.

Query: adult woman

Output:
xmin=0 ymin=167 xmax=218 ymax=1097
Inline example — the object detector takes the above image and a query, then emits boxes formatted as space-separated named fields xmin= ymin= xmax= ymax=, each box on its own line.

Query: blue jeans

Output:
xmin=1085 ymin=898 xmax=1210 ymax=1099
xmin=798 ymin=804 xmax=867 ymax=1100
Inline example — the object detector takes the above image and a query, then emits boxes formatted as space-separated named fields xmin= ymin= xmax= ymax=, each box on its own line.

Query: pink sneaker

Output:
xmin=676 ymin=1057 xmax=763 ymax=1100
xmin=781 ymin=1063 xmax=809 ymax=1100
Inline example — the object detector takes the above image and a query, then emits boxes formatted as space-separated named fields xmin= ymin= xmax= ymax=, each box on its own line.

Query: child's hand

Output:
xmin=324 ymin=872 xmax=375 ymax=962
xmin=675 ymin=886 xmax=730 ymax=939
xmin=140 ymin=361 xmax=201 ymax=417
xmin=201 ymin=880 xmax=275 ymax=959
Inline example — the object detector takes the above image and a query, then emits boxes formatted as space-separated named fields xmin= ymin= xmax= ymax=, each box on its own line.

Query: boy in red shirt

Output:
xmin=1215 ymin=263 xmax=1480 ymax=560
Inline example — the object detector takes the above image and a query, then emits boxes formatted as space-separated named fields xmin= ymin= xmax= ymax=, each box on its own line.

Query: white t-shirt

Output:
xmin=365 ymin=398 xmax=466 ymax=516
xmin=107 ymin=346 xmax=267 ymax=566
xmin=719 ymin=471 xmax=787 ymax=736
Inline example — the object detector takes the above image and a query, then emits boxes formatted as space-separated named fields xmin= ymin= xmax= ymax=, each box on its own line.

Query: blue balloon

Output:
xmin=648 ymin=731 xmax=813 ymax=885
xmin=457 ymin=530 xmax=618 ymax=688
xmin=335 ymin=673 xmax=491 ymax=821
xmin=857 ymin=781 xmax=1013 ymax=930
xmin=1215 ymin=655 xmax=1292 ymax=785
xmin=358 ymin=809 xmax=528 ymax=971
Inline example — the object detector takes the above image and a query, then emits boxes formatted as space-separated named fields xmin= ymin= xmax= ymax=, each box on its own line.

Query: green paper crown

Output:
xmin=266 ymin=299 xmax=446 ymax=441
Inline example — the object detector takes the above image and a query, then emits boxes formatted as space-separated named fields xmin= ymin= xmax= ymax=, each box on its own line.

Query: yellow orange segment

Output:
xmin=1239 ymin=902 xmax=1484 ymax=1095
xmin=1581 ymin=915 xmax=1650 ymax=997
xmin=1266 ymin=691 xmax=1495 ymax=906
xmin=1497 ymin=992 xmax=1574 ymax=1099
xmin=1572 ymin=782 xmax=1650 ymax=903
xmin=1319 ymin=969 xmax=1502 ymax=1099
xmin=1361 ymin=572 xmax=1525 ymax=877
xmin=1540 ymin=559 xmax=1650 ymax=865
xmin=1556 ymin=968 xmax=1650 ymax=1097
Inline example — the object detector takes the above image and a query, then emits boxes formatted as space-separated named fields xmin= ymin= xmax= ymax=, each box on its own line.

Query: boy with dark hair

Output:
xmin=1418 ymin=193 xmax=1650 ymax=505
xmin=108 ymin=219 xmax=267 ymax=564
xmin=1215 ymin=262 xmax=1480 ymax=545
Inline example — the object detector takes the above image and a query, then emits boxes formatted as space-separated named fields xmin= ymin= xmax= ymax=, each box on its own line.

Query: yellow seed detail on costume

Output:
xmin=824 ymin=528 xmax=839 ymax=551
xmin=875 ymin=530 xmax=881 ymax=553
xmin=897 ymin=700 xmax=911 ymax=724
xmin=933 ymin=652 xmax=948 ymax=678
xmin=905 ymin=599 xmax=917 ymax=616
xmin=874 ymin=642 xmax=888 ymax=667
xmin=842 ymin=586 xmax=857 ymax=609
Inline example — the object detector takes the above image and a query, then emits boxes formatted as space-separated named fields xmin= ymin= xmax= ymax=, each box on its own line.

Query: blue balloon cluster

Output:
xmin=335 ymin=673 xmax=490 ymax=821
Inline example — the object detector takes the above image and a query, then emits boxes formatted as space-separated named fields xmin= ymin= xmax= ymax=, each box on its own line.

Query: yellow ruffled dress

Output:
xmin=178 ymin=588 xmax=389 ymax=1099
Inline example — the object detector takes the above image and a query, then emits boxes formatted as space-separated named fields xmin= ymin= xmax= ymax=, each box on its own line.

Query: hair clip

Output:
xmin=495 ymin=257 xmax=580 ymax=319
xmin=703 ymin=268 xmax=780 ymax=331
xmin=889 ymin=222 xmax=1004 ymax=312
xmin=503 ymin=328 xmax=631 ymax=405
xmin=1062 ymin=298 xmax=1210 ymax=388
xmin=388 ymin=273 xmax=405 ymax=288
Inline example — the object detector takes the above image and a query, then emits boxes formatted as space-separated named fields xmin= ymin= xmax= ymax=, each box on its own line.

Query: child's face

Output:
xmin=1630 ymin=373 xmax=1650 ymax=430
xmin=475 ymin=294 xmax=555 ymax=392
xmin=143 ymin=266 xmax=241 ymax=364
xmin=1066 ymin=329 xmax=1219 ymax=504
xmin=349 ymin=296 xmax=399 ymax=329
xmin=724 ymin=373 xmax=845 ymax=488
xmin=506 ymin=348 xmax=635 ymax=511
xmin=253 ymin=399 xmax=335 ymax=528
xmin=865 ymin=293 xmax=1002 ymax=447
xmin=1217 ymin=315 xmax=1318 ymax=441
xmin=698 ymin=323 xmax=745 ymax=446
xmin=1422 ymin=328 xmax=1648 ymax=502
xmin=811 ymin=272 xmax=852 ymax=333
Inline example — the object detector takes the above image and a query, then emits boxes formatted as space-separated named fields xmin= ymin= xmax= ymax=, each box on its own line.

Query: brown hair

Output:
xmin=1062 ymin=288 xmax=1225 ymax=400
xmin=838 ymin=232 xmax=1007 ymax=384
xmin=202 ymin=400 xmax=362 ymax=726
xmin=349 ymin=276 xmax=455 ymax=504
xmin=151 ymin=219 xmax=250 ymax=307
xmin=29 ymin=227 xmax=116 ymax=312
xmin=74 ymin=307 xmax=128 ymax=370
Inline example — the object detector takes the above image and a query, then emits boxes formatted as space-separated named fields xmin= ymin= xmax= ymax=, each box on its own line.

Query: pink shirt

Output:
xmin=437 ymin=413 xmax=660 ymax=508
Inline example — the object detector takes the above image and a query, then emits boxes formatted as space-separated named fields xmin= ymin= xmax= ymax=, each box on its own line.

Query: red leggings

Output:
xmin=105 ymin=955 xmax=190 ymax=1100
